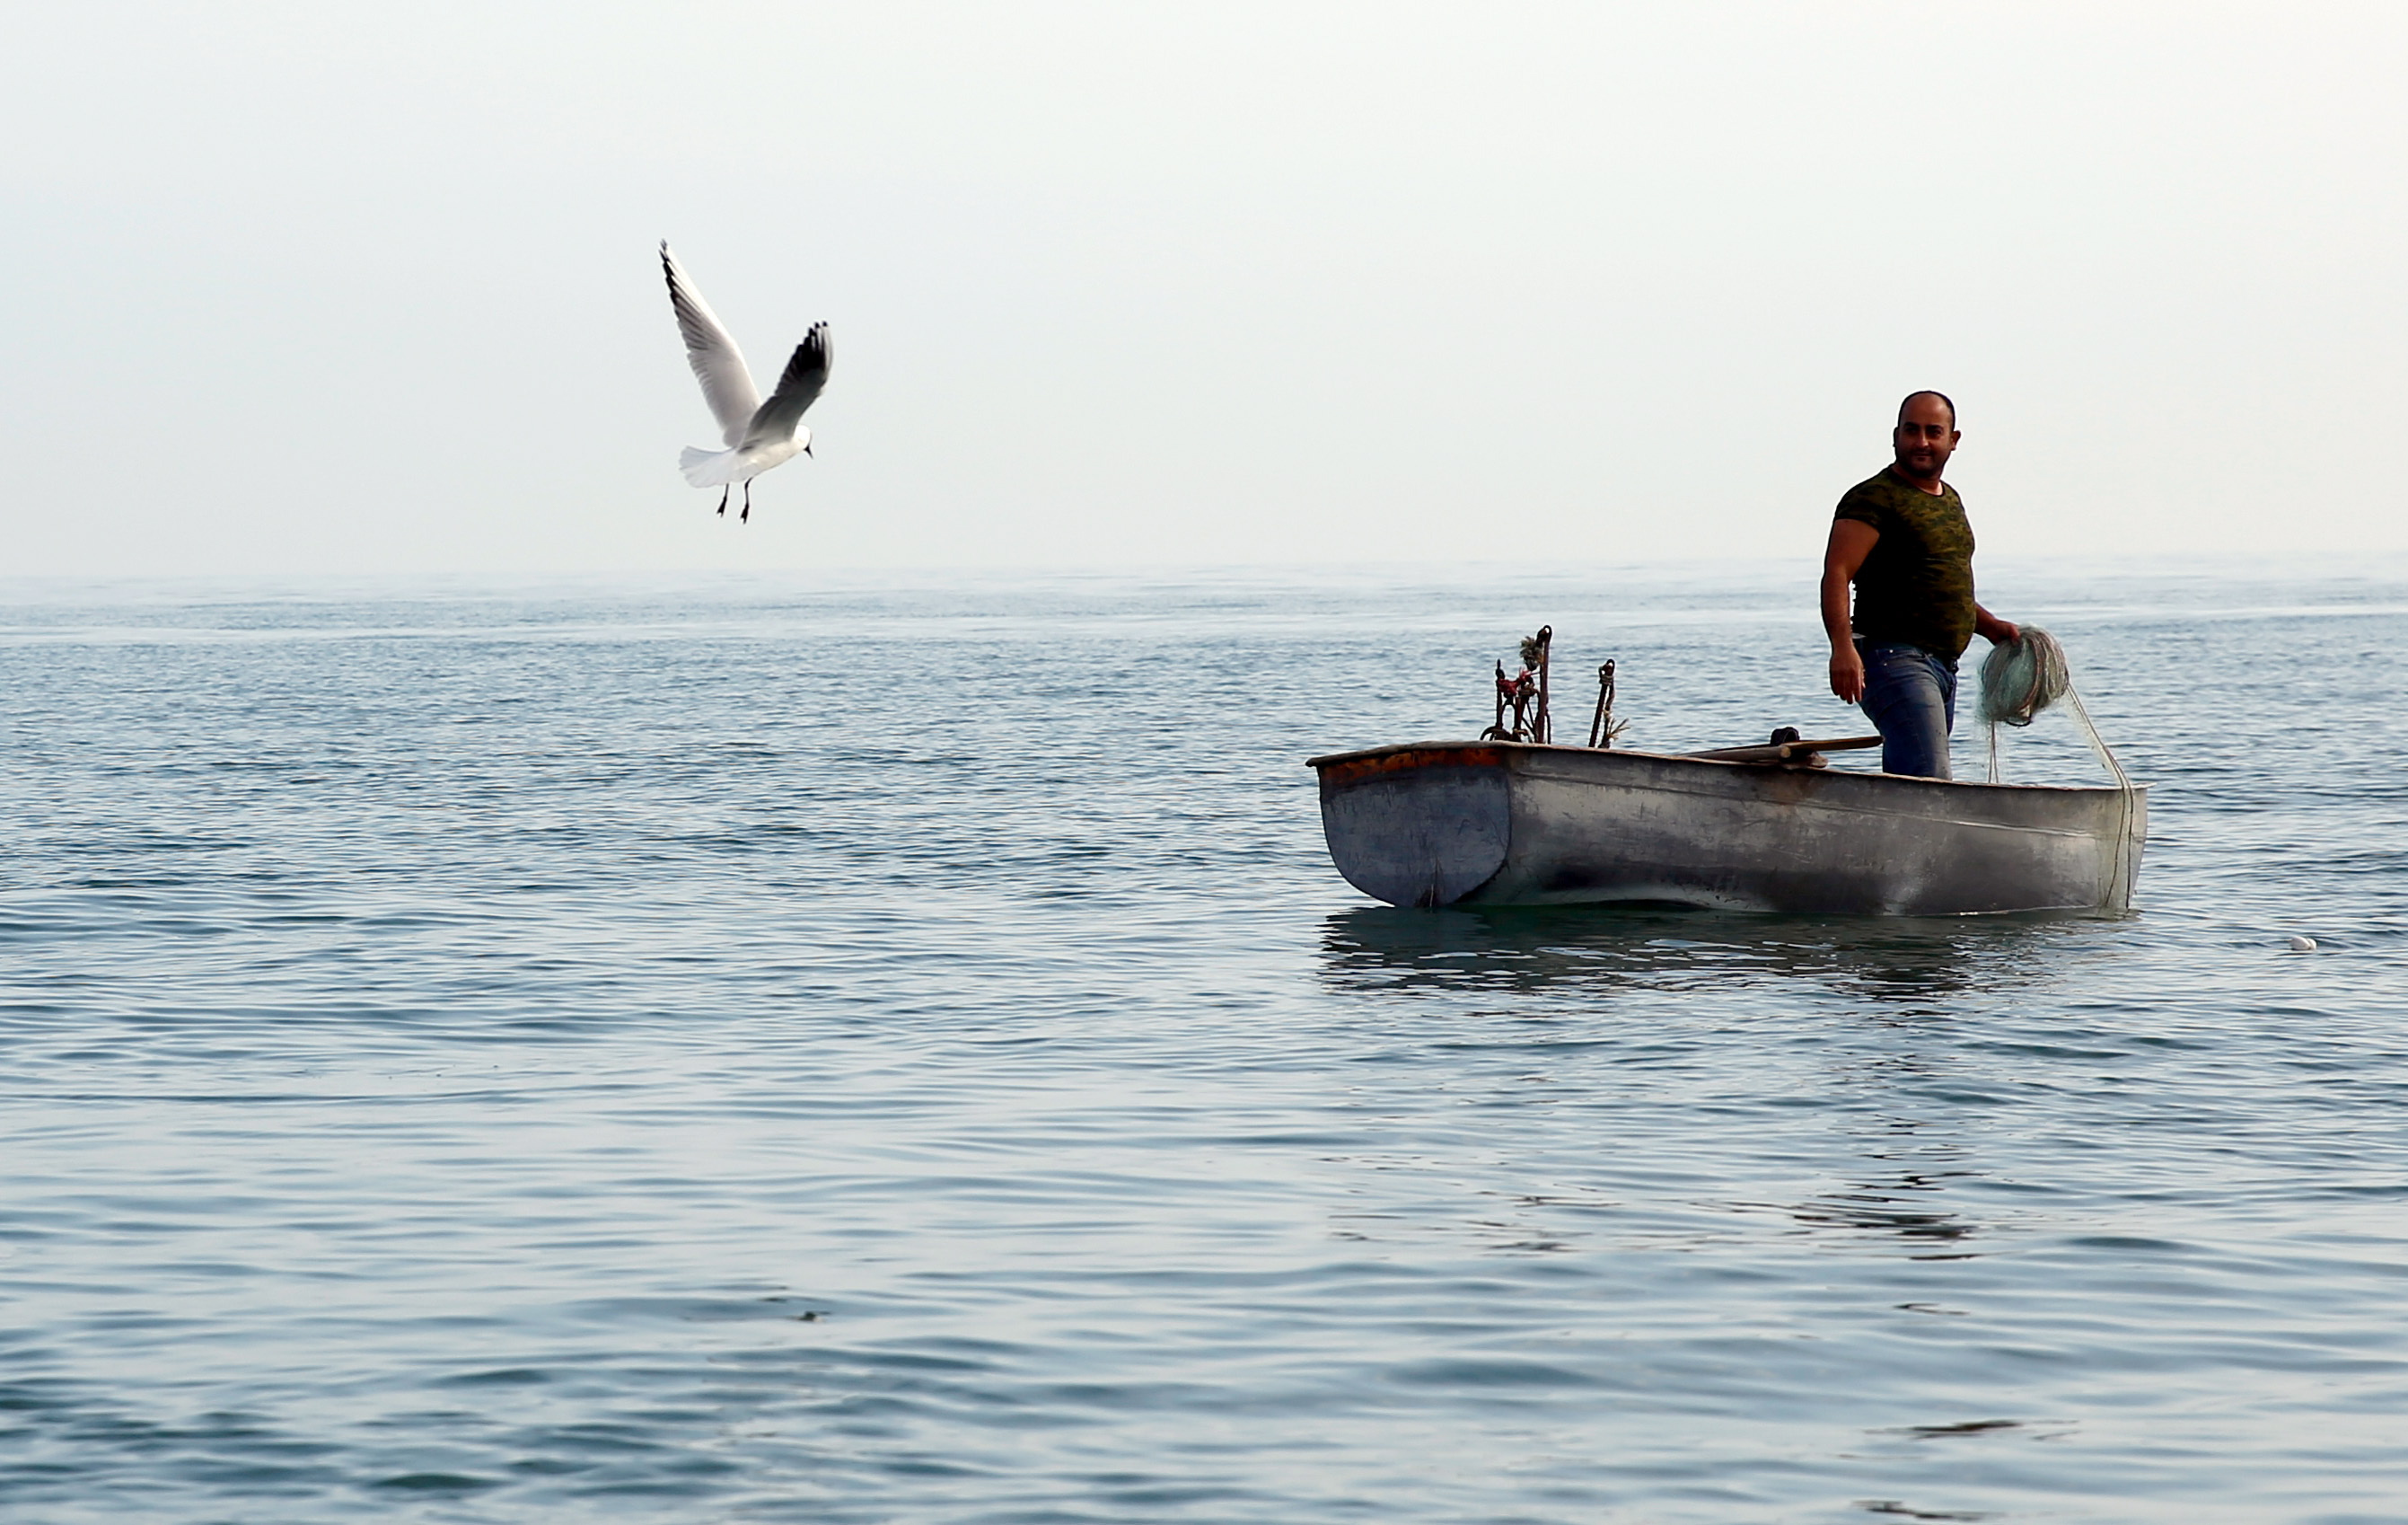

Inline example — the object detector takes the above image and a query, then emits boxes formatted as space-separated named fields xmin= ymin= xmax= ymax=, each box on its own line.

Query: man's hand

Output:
xmin=1973 ymin=604 xmax=2019 ymax=646
xmin=1829 ymin=643 xmax=1865 ymax=704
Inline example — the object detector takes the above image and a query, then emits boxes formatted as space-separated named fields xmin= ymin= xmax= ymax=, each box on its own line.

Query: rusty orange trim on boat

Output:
xmin=1314 ymin=745 xmax=1507 ymax=788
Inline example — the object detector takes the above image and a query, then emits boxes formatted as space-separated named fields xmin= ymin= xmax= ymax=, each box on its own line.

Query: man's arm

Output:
xmin=1823 ymin=519 xmax=1878 ymax=703
xmin=1973 ymin=604 xmax=2020 ymax=645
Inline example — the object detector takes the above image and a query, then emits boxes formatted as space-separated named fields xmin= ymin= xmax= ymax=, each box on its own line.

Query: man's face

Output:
xmin=1892 ymin=395 xmax=1960 ymax=481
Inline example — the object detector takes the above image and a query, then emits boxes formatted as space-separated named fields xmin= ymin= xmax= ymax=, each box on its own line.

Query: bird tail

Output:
xmin=680 ymin=445 xmax=740 ymax=487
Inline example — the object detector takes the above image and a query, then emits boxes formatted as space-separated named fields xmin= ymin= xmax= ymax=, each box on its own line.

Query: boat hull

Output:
xmin=1311 ymin=742 xmax=2146 ymax=915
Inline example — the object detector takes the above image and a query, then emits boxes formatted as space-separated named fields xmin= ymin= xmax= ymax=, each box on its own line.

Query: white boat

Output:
xmin=1306 ymin=738 xmax=2146 ymax=915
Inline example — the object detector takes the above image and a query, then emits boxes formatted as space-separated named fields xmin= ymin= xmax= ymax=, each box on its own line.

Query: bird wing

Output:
xmin=741 ymin=322 xmax=831 ymax=449
xmin=660 ymin=242 xmax=760 ymax=448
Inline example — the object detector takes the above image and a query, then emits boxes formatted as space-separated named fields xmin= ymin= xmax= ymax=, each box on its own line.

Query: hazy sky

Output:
xmin=4 ymin=3 xmax=2402 ymax=576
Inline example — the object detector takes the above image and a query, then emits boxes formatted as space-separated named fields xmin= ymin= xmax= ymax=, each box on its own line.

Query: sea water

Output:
xmin=1 ymin=560 xmax=2403 ymax=1523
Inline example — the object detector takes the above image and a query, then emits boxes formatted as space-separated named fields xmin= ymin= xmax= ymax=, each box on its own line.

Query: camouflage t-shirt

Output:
xmin=1833 ymin=468 xmax=1978 ymax=659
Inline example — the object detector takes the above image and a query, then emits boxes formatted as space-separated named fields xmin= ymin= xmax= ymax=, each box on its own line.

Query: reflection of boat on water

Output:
xmin=1307 ymin=740 xmax=2146 ymax=915
xmin=1317 ymin=905 xmax=2029 ymax=1258
xmin=1319 ymin=903 xmax=2070 ymax=1002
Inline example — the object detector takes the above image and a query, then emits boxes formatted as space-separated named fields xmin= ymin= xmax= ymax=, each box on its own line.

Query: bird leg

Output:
xmin=741 ymin=480 xmax=752 ymax=524
xmin=715 ymin=484 xmax=729 ymax=517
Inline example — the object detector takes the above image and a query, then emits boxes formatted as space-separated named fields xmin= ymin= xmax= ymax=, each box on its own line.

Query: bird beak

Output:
xmin=804 ymin=443 xmax=814 ymax=458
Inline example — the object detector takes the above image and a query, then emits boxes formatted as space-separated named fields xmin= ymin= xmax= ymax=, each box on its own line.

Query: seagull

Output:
xmin=659 ymin=242 xmax=830 ymax=524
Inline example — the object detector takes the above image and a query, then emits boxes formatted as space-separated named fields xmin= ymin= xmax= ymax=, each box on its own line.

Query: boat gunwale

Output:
xmin=1305 ymin=738 xmax=2146 ymax=798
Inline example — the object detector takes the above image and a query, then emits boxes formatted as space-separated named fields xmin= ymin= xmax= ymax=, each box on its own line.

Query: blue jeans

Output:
xmin=1859 ymin=642 xmax=1957 ymax=779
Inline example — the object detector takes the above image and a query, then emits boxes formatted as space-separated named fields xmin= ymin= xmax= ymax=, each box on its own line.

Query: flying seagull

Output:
xmin=660 ymin=242 xmax=830 ymax=523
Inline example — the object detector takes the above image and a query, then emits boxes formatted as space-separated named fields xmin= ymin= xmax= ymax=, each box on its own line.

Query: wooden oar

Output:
xmin=1686 ymin=735 xmax=1884 ymax=764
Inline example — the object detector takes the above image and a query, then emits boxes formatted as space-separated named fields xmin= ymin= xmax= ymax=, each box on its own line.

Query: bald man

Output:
xmin=1820 ymin=392 xmax=2019 ymax=779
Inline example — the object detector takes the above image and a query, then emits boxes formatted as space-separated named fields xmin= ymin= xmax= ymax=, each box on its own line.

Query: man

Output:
xmin=1820 ymin=391 xmax=2018 ymax=779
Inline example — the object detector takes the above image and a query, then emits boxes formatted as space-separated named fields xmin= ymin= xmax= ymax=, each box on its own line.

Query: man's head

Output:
xmin=1892 ymin=391 xmax=1959 ymax=486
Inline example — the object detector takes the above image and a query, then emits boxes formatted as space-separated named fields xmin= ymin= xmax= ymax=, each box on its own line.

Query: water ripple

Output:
xmin=1 ymin=566 xmax=2404 ymax=1521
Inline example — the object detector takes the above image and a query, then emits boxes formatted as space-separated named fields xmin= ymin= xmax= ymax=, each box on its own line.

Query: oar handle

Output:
xmin=1688 ymin=735 xmax=1884 ymax=764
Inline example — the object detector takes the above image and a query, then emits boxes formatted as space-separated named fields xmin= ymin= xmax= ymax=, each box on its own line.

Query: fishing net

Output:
xmin=1976 ymin=626 xmax=2130 ymax=798
xmin=1976 ymin=626 xmax=2140 ymax=898
xmin=1977 ymin=627 xmax=2070 ymax=727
